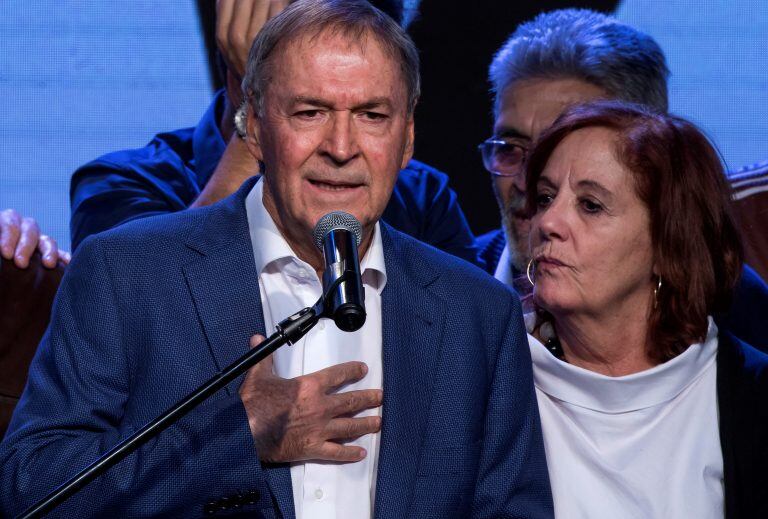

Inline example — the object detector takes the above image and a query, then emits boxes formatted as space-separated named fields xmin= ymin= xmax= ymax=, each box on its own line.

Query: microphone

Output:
xmin=313 ymin=212 xmax=367 ymax=332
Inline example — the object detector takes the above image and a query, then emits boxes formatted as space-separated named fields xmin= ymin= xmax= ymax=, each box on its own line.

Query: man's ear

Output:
xmin=245 ymin=102 xmax=264 ymax=164
xmin=400 ymin=115 xmax=415 ymax=170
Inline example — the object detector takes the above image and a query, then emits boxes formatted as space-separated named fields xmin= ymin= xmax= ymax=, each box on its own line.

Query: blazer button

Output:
xmin=204 ymin=501 xmax=218 ymax=515
xmin=245 ymin=489 xmax=260 ymax=504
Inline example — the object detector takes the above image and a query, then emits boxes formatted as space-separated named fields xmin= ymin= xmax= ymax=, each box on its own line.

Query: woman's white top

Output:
xmin=527 ymin=317 xmax=723 ymax=518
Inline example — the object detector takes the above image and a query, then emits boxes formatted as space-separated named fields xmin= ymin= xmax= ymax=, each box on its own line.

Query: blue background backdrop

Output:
xmin=1 ymin=0 xmax=766 ymax=249
xmin=0 ymin=1 xmax=211 ymax=250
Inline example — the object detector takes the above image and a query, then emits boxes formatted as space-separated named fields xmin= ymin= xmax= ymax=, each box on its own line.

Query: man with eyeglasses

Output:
xmin=475 ymin=9 xmax=666 ymax=294
xmin=475 ymin=8 xmax=768 ymax=351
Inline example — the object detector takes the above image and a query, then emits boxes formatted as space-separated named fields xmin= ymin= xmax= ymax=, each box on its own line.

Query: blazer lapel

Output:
xmin=374 ymin=226 xmax=445 ymax=518
xmin=181 ymin=177 xmax=295 ymax=518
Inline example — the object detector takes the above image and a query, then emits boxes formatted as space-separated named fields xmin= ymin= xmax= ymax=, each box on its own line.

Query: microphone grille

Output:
xmin=313 ymin=212 xmax=363 ymax=250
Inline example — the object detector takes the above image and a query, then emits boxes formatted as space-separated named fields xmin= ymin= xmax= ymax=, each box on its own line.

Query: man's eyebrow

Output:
xmin=291 ymin=96 xmax=393 ymax=111
xmin=292 ymin=96 xmax=333 ymax=109
xmin=352 ymin=97 xmax=393 ymax=111
xmin=495 ymin=126 xmax=531 ymax=141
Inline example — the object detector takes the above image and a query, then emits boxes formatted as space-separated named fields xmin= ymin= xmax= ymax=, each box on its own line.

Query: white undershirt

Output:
xmin=246 ymin=179 xmax=385 ymax=519
xmin=527 ymin=316 xmax=724 ymax=519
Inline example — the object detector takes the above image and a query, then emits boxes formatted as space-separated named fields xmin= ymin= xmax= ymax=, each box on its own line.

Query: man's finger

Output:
xmin=0 ymin=209 xmax=22 ymax=260
xmin=60 ymin=250 xmax=72 ymax=265
xmin=247 ymin=1 xmax=273 ymax=54
xmin=227 ymin=0 xmax=257 ymax=74
xmin=249 ymin=333 xmax=266 ymax=348
xmin=324 ymin=416 xmax=381 ymax=442
xmin=37 ymin=234 xmax=59 ymax=269
xmin=14 ymin=217 xmax=41 ymax=269
xmin=312 ymin=361 xmax=368 ymax=392
xmin=244 ymin=335 xmax=275 ymax=378
xmin=327 ymin=389 xmax=383 ymax=417
xmin=216 ymin=0 xmax=236 ymax=58
xmin=267 ymin=0 xmax=290 ymax=20
xmin=315 ymin=441 xmax=367 ymax=463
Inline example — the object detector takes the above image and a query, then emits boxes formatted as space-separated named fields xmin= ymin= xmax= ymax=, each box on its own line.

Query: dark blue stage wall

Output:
xmin=1 ymin=0 xmax=767 ymax=248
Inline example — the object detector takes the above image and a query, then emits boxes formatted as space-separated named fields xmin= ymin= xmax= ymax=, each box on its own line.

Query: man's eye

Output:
xmin=496 ymin=142 xmax=526 ymax=161
xmin=362 ymin=111 xmax=387 ymax=121
xmin=295 ymin=110 xmax=321 ymax=118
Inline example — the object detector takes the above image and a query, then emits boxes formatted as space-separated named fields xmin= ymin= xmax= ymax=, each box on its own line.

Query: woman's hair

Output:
xmin=524 ymin=100 xmax=743 ymax=362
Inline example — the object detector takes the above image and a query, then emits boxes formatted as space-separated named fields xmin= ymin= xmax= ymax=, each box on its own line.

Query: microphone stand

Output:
xmin=17 ymin=275 xmax=349 ymax=519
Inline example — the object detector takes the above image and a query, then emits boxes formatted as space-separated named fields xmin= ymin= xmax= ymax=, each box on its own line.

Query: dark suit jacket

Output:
xmin=477 ymin=228 xmax=768 ymax=352
xmin=717 ymin=332 xmax=768 ymax=518
xmin=1 ymin=178 xmax=553 ymax=518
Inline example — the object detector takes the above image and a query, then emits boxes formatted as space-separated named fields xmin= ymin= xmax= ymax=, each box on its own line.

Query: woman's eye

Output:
xmin=580 ymin=199 xmax=603 ymax=214
xmin=536 ymin=193 xmax=554 ymax=208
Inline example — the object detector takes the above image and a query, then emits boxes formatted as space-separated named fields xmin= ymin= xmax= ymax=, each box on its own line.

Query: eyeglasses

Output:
xmin=478 ymin=138 xmax=528 ymax=177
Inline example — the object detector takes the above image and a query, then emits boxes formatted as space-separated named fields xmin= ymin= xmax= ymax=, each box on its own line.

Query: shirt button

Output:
xmin=314 ymin=488 xmax=324 ymax=500
xmin=318 ymin=321 xmax=325 ymax=331
xmin=298 ymin=268 xmax=308 ymax=278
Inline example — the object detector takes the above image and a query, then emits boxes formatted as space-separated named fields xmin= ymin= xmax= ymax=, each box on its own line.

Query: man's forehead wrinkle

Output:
xmin=303 ymin=24 xmax=370 ymax=55
xmin=495 ymin=126 xmax=530 ymax=141
xmin=266 ymin=44 xmax=406 ymax=114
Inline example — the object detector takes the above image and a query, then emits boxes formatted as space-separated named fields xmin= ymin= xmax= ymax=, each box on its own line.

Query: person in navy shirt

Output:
xmin=70 ymin=1 xmax=478 ymax=264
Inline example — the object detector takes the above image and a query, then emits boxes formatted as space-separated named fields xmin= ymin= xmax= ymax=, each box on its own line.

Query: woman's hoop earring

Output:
xmin=653 ymin=276 xmax=663 ymax=308
xmin=527 ymin=259 xmax=536 ymax=286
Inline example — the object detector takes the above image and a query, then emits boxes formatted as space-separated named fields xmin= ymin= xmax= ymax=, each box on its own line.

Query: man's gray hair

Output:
xmin=489 ymin=9 xmax=670 ymax=114
xmin=243 ymin=0 xmax=420 ymax=115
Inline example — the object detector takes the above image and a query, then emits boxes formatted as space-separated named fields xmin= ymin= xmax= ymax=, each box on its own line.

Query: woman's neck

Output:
xmin=550 ymin=306 xmax=656 ymax=377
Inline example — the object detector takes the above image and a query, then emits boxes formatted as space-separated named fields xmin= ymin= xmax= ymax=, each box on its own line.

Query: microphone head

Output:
xmin=313 ymin=211 xmax=363 ymax=250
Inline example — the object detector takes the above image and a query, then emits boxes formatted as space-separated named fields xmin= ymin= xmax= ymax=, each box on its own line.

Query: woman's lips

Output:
xmin=536 ymin=255 xmax=567 ymax=268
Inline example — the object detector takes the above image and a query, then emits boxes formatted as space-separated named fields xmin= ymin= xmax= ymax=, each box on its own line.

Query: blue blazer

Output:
xmin=1 ymin=178 xmax=553 ymax=518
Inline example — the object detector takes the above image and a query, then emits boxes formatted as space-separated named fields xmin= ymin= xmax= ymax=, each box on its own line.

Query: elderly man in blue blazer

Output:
xmin=0 ymin=2 xmax=553 ymax=517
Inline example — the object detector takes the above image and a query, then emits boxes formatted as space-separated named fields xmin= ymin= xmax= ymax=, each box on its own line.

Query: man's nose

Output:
xmin=319 ymin=114 xmax=359 ymax=164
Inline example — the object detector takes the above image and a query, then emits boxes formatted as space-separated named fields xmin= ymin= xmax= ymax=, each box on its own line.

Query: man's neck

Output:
xmin=261 ymin=195 xmax=374 ymax=280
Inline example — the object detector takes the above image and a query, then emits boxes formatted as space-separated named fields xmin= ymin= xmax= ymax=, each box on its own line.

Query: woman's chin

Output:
xmin=532 ymin=290 xmax=574 ymax=316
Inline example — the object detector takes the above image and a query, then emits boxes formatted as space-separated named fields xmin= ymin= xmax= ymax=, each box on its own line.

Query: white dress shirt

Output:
xmin=493 ymin=243 xmax=516 ymax=287
xmin=245 ymin=179 xmax=386 ymax=519
xmin=527 ymin=316 xmax=724 ymax=519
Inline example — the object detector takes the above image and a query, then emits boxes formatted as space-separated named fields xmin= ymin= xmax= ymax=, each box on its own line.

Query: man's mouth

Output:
xmin=307 ymin=179 xmax=364 ymax=191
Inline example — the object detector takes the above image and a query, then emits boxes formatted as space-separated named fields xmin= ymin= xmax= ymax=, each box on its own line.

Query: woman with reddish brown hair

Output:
xmin=524 ymin=100 xmax=768 ymax=518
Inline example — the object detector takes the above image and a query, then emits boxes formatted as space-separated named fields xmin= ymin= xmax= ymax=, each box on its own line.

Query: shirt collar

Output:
xmin=192 ymin=89 xmax=228 ymax=189
xmin=245 ymin=178 xmax=387 ymax=293
xmin=494 ymin=244 xmax=514 ymax=285
xmin=528 ymin=316 xmax=719 ymax=413
xmin=495 ymin=243 xmax=532 ymax=300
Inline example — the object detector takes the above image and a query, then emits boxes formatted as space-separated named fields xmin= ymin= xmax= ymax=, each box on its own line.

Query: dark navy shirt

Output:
xmin=70 ymin=90 xmax=479 ymax=264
